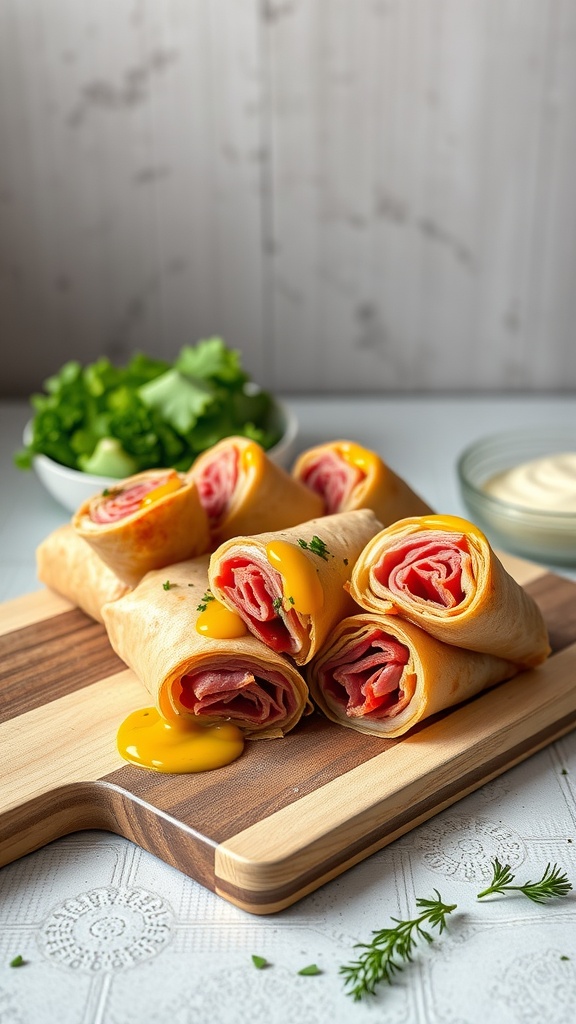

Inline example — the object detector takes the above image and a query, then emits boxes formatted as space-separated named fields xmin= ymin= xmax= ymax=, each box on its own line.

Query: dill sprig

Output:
xmin=197 ymin=590 xmax=215 ymax=612
xmin=477 ymin=859 xmax=573 ymax=904
xmin=340 ymin=891 xmax=457 ymax=1001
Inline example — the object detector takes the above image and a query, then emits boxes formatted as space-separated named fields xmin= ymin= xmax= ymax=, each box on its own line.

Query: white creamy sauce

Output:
xmin=484 ymin=452 xmax=576 ymax=513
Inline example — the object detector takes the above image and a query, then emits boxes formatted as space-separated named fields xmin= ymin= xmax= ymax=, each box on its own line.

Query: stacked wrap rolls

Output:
xmin=307 ymin=513 xmax=550 ymax=738
xmin=348 ymin=514 xmax=550 ymax=669
xmin=208 ymin=509 xmax=383 ymax=665
xmin=102 ymin=557 xmax=311 ymax=739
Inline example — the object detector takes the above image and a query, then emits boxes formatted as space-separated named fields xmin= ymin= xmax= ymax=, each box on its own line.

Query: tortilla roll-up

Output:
xmin=207 ymin=509 xmax=383 ymax=666
xmin=348 ymin=513 xmax=550 ymax=669
xmin=36 ymin=524 xmax=129 ymax=623
xmin=292 ymin=439 xmax=433 ymax=525
xmin=188 ymin=436 xmax=324 ymax=546
xmin=308 ymin=611 xmax=519 ymax=738
xmin=102 ymin=557 xmax=311 ymax=739
xmin=72 ymin=468 xmax=210 ymax=587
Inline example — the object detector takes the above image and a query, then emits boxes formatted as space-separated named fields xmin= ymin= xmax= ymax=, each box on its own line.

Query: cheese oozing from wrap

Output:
xmin=188 ymin=436 xmax=324 ymax=546
xmin=349 ymin=514 xmax=550 ymax=669
xmin=101 ymin=557 xmax=311 ymax=739
xmin=36 ymin=524 xmax=130 ymax=622
xmin=207 ymin=509 xmax=383 ymax=665
xmin=308 ymin=612 xmax=519 ymax=738
xmin=292 ymin=440 xmax=433 ymax=525
xmin=73 ymin=468 xmax=210 ymax=587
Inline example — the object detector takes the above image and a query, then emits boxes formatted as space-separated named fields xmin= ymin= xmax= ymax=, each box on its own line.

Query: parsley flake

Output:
xmin=298 ymin=963 xmax=322 ymax=976
xmin=197 ymin=591 xmax=215 ymax=612
xmin=251 ymin=954 xmax=269 ymax=969
xmin=162 ymin=580 xmax=173 ymax=591
xmin=9 ymin=955 xmax=25 ymax=968
xmin=297 ymin=535 xmax=331 ymax=560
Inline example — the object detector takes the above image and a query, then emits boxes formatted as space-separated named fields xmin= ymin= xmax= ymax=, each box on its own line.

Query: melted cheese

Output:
xmin=196 ymin=599 xmax=248 ymax=638
xmin=266 ymin=539 xmax=324 ymax=614
xmin=140 ymin=474 xmax=183 ymax=507
xmin=117 ymin=706 xmax=244 ymax=773
xmin=241 ymin=441 xmax=265 ymax=472
xmin=337 ymin=441 xmax=377 ymax=474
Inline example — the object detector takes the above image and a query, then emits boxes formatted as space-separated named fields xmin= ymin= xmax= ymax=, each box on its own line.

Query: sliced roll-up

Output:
xmin=308 ymin=611 xmax=519 ymax=738
xmin=348 ymin=513 xmax=550 ymax=669
xmin=102 ymin=557 xmax=311 ymax=739
xmin=72 ymin=468 xmax=210 ymax=587
xmin=36 ymin=524 xmax=129 ymax=623
xmin=207 ymin=509 xmax=383 ymax=665
xmin=187 ymin=435 xmax=324 ymax=546
xmin=292 ymin=440 xmax=433 ymax=525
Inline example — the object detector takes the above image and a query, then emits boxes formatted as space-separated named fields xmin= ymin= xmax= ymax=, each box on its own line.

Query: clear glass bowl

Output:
xmin=457 ymin=426 xmax=576 ymax=566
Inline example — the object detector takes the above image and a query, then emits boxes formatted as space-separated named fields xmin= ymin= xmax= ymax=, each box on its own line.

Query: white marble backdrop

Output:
xmin=1 ymin=0 xmax=575 ymax=395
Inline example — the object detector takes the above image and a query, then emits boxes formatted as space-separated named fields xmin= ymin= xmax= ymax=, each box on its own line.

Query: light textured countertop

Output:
xmin=1 ymin=395 xmax=576 ymax=1024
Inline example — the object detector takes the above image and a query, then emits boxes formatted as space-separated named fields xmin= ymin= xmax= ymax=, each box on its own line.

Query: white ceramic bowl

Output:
xmin=26 ymin=398 xmax=299 ymax=514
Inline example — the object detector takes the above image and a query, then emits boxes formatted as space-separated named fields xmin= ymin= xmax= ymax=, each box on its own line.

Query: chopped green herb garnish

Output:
xmin=197 ymin=591 xmax=215 ymax=612
xmin=298 ymin=963 xmax=322 ymax=976
xmin=477 ymin=859 xmax=573 ymax=904
xmin=297 ymin=535 xmax=331 ymax=560
xmin=561 ymin=955 xmax=570 ymax=961
xmin=251 ymin=955 xmax=269 ymax=969
xmin=288 ymin=595 xmax=295 ymax=605
xmin=102 ymin=488 xmax=110 ymax=496
xmin=9 ymin=955 xmax=25 ymax=968
xmin=272 ymin=597 xmax=282 ymax=612
xmin=162 ymin=580 xmax=173 ymax=591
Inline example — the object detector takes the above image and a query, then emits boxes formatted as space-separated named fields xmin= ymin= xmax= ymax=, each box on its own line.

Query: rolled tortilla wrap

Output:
xmin=348 ymin=513 xmax=550 ymax=669
xmin=102 ymin=557 xmax=311 ymax=739
xmin=73 ymin=468 xmax=210 ymax=587
xmin=292 ymin=439 xmax=433 ymax=525
xmin=188 ymin=436 xmax=324 ymax=546
xmin=308 ymin=611 xmax=519 ymax=738
xmin=208 ymin=509 xmax=383 ymax=665
xmin=36 ymin=524 xmax=129 ymax=623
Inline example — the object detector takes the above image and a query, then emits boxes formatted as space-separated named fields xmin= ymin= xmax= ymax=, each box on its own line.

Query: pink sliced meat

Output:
xmin=374 ymin=531 xmax=471 ymax=608
xmin=214 ymin=555 xmax=301 ymax=654
xmin=321 ymin=628 xmax=410 ymax=719
xmin=300 ymin=450 xmax=364 ymax=514
xmin=194 ymin=446 xmax=239 ymax=522
xmin=90 ymin=474 xmax=173 ymax=524
xmin=176 ymin=665 xmax=299 ymax=726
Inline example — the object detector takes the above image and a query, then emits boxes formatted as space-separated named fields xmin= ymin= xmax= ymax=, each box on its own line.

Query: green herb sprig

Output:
xmin=477 ymin=859 xmax=573 ymax=904
xmin=297 ymin=535 xmax=332 ymax=560
xmin=197 ymin=591 xmax=215 ymax=612
xmin=340 ymin=891 xmax=457 ymax=1001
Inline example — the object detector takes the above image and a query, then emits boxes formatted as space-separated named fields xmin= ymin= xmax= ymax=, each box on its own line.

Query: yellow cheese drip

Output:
xmin=117 ymin=706 xmax=244 ymax=773
xmin=140 ymin=474 xmax=183 ymax=507
xmin=337 ymin=441 xmax=378 ymax=473
xmin=266 ymin=539 xmax=324 ymax=614
xmin=417 ymin=513 xmax=483 ymax=541
xmin=241 ymin=441 xmax=264 ymax=471
xmin=196 ymin=599 xmax=248 ymax=638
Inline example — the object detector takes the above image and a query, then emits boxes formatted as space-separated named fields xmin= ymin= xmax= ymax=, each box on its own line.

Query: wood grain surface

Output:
xmin=2 ymin=564 xmax=576 ymax=914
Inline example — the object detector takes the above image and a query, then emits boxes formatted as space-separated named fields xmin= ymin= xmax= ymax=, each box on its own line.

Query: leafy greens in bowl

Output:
xmin=16 ymin=338 xmax=286 ymax=478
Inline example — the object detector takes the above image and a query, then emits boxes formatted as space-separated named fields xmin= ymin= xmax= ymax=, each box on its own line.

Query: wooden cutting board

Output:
xmin=2 ymin=554 xmax=576 ymax=915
